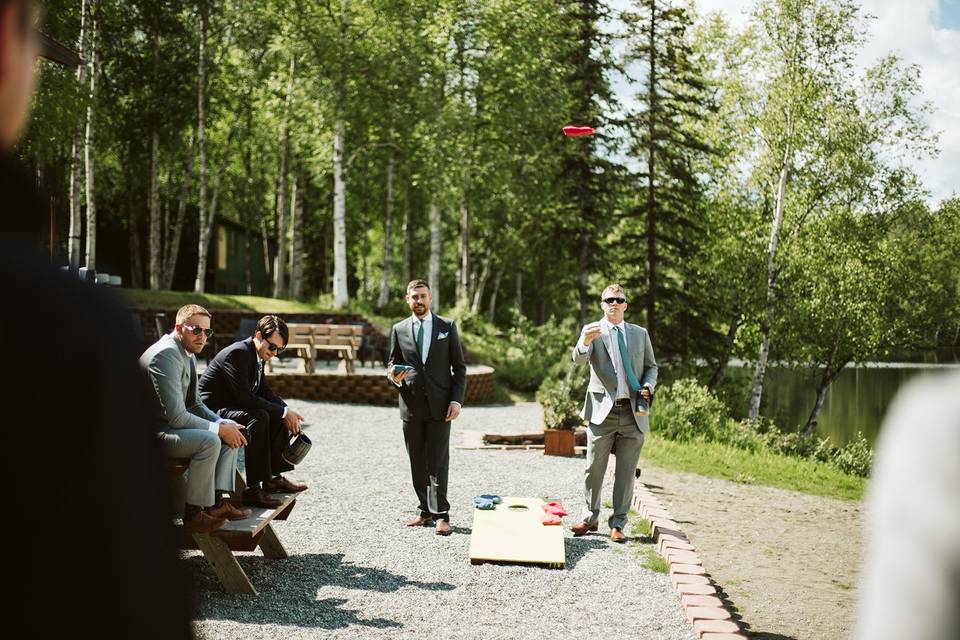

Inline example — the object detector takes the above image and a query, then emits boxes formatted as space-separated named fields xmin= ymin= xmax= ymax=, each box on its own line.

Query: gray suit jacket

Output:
xmin=572 ymin=322 xmax=658 ymax=432
xmin=387 ymin=314 xmax=467 ymax=422
xmin=140 ymin=333 xmax=222 ymax=432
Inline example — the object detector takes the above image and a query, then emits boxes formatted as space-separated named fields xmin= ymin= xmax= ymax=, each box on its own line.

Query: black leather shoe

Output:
xmin=243 ymin=488 xmax=283 ymax=509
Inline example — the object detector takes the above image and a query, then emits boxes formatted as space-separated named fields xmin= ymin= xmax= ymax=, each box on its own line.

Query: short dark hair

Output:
xmin=406 ymin=279 xmax=430 ymax=294
xmin=256 ymin=315 xmax=289 ymax=345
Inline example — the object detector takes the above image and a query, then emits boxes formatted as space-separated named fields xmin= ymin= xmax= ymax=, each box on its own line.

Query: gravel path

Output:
xmin=190 ymin=401 xmax=695 ymax=640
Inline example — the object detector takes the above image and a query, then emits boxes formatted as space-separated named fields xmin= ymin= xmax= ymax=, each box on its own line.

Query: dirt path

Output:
xmin=640 ymin=464 xmax=864 ymax=640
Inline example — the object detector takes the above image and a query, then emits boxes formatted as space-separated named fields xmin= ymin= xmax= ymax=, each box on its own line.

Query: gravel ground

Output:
xmin=190 ymin=401 xmax=695 ymax=640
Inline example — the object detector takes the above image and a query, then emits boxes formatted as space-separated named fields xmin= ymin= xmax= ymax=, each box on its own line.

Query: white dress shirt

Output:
xmin=412 ymin=312 xmax=433 ymax=364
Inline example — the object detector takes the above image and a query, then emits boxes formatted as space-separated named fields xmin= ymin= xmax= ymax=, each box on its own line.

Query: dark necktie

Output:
xmin=615 ymin=326 xmax=642 ymax=392
xmin=416 ymin=321 xmax=425 ymax=362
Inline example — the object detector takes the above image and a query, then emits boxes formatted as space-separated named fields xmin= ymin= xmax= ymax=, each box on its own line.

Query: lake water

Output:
xmin=722 ymin=363 xmax=960 ymax=447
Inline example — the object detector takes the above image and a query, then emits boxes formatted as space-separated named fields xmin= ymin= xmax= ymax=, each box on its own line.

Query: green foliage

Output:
xmin=461 ymin=311 xmax=576 ymax=393
xmin=651 ymin=378 xmax=873 ymax=478
xmin=536 ymin=355 xmax=588 ymax=430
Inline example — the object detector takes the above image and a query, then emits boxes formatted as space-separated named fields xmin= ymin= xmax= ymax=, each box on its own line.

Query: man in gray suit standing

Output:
xmin=140 ymin=304 xmax=249 ymax=533
xmin=388 ymin=280 xmax=467 ymax=536
xmin=571 ymin=284 xmax=657 ymax=542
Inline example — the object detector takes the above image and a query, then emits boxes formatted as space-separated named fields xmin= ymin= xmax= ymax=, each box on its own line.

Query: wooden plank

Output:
xmin=193 ymin=533 xmax=258 ymax=595
xmin=273 ymin=500 xmax=297 ymax=521
xmin=215 ymin=492 xmax=298 ymax=538
xmin=468 ymin=496 xmax=565 ymax=568
xmin=257 ymin=524 xmax=288 ymax=559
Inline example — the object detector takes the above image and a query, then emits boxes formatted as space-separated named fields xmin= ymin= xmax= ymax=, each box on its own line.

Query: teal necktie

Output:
xmin=615 ymin=326 xmax=642 ymax=392
xmin=416 ymin=321 xmax=425 ymax=362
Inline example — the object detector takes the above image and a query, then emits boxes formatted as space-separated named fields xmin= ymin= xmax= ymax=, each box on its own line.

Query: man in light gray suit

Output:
xmin=571 ymin=284 xmax=657 ymax=542
xmin=140 ymin=304 xmax=249 ymax=533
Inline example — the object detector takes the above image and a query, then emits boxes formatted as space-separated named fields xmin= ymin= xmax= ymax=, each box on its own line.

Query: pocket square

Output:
xmin=437 ymin=331 xmax=449 ymax=341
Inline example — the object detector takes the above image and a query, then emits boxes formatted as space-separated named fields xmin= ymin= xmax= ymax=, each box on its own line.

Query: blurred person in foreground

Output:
xmin=855 ymin=371 xmax=960 ymax=640
xmin=0 ymin=0 xmax=192 ymax=635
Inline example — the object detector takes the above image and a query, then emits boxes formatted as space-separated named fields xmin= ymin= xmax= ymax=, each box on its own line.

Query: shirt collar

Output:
xmin=169 ymin=332 xmax=191 ymax=360
xmin=601 ymin=318 xmax=625 ymax=332
xmin=411 ymin=311 xmax=433 ymax=325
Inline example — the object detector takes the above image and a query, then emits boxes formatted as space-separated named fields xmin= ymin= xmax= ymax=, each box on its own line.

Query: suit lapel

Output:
xmin=398 ymin=317 xmax=421 ymax=366
xmin=245 ymin=339 xmax=260 ymax=390
xmin=425 ymin=315 xmax=443 ymax=365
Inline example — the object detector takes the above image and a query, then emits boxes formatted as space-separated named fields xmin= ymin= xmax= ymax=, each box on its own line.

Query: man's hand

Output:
xmin=445 ymin=402 xmax=461 ymax=422
xmin=284 ymin=408 xmax=304 ymax=434
xmin=640 ymin=385 xmax=652 ymax=400
xmin=581 ymin=321 xmax=602 ymax=346
xmin=390 ymin=366 xmax=413 ymax=384
xmin=218 ymin=421 xmax=248 ymax=448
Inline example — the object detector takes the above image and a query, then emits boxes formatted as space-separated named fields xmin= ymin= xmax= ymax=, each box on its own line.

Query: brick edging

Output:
xmin=632 ymin=480 xmax=748 ymax=640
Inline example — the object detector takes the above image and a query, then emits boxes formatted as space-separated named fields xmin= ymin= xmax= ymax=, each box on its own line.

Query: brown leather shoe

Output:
xmin=571 ymin=522 xmax=599 ymax=537
xmin=610 ymin=527 xmax=627 ymax=543
xmin=206 ymin=498 xmax=252 ymax=521
xmin=264 ymin=475 xmax=308 ymax=493
xmin=403 ymin=515 xmax=434 ymax=527
xmin=435 ymin=520 xmax=452 ymax=536
xmin=183 ymin=510 xmax=226 ymax=534
xmin=243 ymin=488 xmax=284 ymax=509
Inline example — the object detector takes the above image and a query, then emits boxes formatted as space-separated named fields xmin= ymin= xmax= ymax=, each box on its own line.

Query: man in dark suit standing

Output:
xmin=199 ymin=315 xmax=308 ymax=509
xmin=1 ymin=1 xmax=191 ymax=636
xmin=388 ymin=280 xmax=467 ymax=536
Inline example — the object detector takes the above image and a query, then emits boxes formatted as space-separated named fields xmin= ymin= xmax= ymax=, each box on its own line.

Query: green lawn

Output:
xmin=640 ymin=434 xmax=866 ymax=501
xmin=120 ymin=288 xmax=334 ymax=313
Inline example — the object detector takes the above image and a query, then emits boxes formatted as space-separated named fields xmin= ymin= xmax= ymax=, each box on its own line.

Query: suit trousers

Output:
xmin=216 ymin=408 xmax=294 ymax=487
xmin=581 ymin=403 xmax=645 ymax=530
xmin=402 ymin=413 xmax=451 ymax=520
xmin=158 ymin=428 xmax=237 ymax=508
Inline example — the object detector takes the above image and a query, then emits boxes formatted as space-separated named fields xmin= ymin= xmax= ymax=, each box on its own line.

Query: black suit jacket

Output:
xmin=199 ymin=337 xmax=287 ymax=422
xmin=0 ymin=151 xmax=191 ymax=637
xmin=388 ymin=314 xmax=467 ymax=422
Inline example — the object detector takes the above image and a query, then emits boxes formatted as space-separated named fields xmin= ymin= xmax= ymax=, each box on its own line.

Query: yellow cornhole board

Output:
xmin=468 ymin=496 xmax=565 ymax=568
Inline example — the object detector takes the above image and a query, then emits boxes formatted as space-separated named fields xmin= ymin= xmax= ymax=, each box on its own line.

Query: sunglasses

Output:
xmin=182 ymin=324 xmax=214 ymax=338
xmin=266 ymin=341 xmax=285 ymax=354
xmin=603 ymin=297 xmax=627 ymax=305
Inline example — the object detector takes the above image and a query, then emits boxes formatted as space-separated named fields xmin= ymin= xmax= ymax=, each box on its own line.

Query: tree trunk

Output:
xmin=428 ymin=199 xmax=441 ymax=310
xmin=487 ymin=265 xmax=504 ymax=322
xmin=331 ymin=0 xmax=349 ymax=308
xmin=273 ymin=55 xmax=295 ymax=299
xmin=457 ymin=197 xmax=469 ymax=308
xmin=749 ymin=113 xmax=794 ymax=422
xmin=577 ymin=230 xmax=590 ymax=328
xmin=162 ymin=133 xmax=196 ymax=290
xmin=148 ymin=130 xmax=161 ymax=289
xmin=68 ymin=0 xmax=91 ymax=270
xmin=128 ymin=174 xmax=143 ymax=289
xmin=377 ymin=150 xmax=397 ymax=309
xmin=289 ymin=163 xmax=305 ymax=299
xmin=192 ymin=2 xmax=209 ymax=293
xmin=195 ymin=122 xmax=237 ymax=295
xmin=515 ymin=271 xmax=523 ymax=317
xmin=471 ymin=254 xmax=490 ymax=313
xmin=83 ymin=2 xmax=98 ymax=269
xmin=402 ymin=180 xmax=412 ymax=283
xmin=645 ymin=0 xmax=658 ymax=340
xmin=708 ymin=312 xmax=742 ymax=389
xmin=802 ymin=358 xmax=850 ymax=437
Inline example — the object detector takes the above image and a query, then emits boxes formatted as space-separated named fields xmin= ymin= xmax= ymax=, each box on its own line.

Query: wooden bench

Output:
xmin=167 ymin=460 xmax=302 ymax=595
xmin=271 ymin=323 xmax=363 ymax=374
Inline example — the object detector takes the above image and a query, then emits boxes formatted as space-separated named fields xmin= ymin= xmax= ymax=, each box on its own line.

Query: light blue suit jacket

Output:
xmin=572 ymin=322 xmax=658 ymax=432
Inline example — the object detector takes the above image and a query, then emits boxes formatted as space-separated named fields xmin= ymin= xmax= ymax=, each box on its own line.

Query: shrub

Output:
xmin=536 ymin=358 xmax=587 ymax=430
xmin=831 ymin=432 xmax=873 ymax=477
xmin=652 ymin=378 xmax=730 ymax=442
xmin=460 ymin=310 xmax=576 ymax=392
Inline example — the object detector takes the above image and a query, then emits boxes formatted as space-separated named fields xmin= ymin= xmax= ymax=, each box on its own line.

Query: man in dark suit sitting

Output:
xmin=388 ymin=279 xmax=467 ymax=536
xmin=199 ymin=315 xmax=308 ymax=508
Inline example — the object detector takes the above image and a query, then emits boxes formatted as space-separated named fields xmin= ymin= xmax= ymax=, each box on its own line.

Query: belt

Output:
xmin=613 ymin=398 xmax=631 ymax=407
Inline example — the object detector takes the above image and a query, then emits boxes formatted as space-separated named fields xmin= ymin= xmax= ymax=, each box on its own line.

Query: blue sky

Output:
xmin=938 ymin=0 xmax=960 ymax=29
